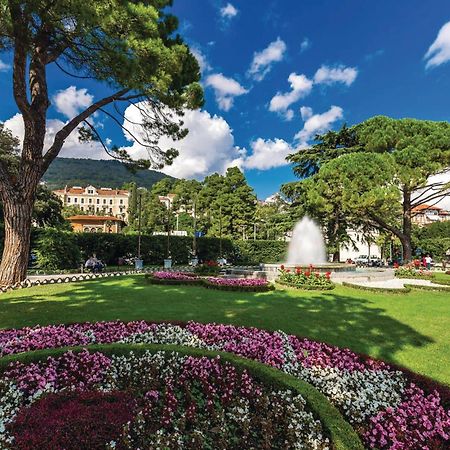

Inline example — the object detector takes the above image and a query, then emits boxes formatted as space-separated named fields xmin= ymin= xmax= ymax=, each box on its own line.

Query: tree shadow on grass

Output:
xmin=0 ymin=277 xmax=434 ymax=365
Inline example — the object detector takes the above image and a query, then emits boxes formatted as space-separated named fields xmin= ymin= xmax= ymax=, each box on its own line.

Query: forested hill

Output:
xmin=42 ymin=158 xmax=175 ymax=190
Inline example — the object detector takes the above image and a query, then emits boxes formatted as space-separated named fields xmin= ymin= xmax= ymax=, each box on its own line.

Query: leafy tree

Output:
xmin=0 ymin=0 xmax=203 ymax=285
xmin=32 ymin=185 xmax=68 ymax=229
xmin=286 ymin=116 xmax=450 ymax=261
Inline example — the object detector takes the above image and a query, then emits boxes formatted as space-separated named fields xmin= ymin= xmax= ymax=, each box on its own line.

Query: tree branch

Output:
xmin=368 ymin=212 xmax=404 ymax=241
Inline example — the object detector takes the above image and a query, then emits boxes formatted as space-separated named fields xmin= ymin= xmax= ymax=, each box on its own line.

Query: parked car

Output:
xmin=368 ymin=256 xmax=382 ymax=267
xmin=355 ymin=255 xmax=369 ymax=266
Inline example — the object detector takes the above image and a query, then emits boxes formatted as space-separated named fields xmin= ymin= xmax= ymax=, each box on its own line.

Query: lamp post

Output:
xmin=219 ymin=205 xmax=223 ymax=259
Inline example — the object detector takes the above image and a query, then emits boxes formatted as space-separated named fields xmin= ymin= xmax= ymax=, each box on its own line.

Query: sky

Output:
xmin=1 ymin=0 xmax=450 ymax=201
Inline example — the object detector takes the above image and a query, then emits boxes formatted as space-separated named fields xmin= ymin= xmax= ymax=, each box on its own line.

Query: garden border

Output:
xmin=275 ymin=280 xmax=335 ymax=291
xmin=0 ymin=343 xmax=363 ymax=450
xmin=341 ymin=282 xmax=411 ymax=294
xmin=404 ymin=283 xmax=450 ymax=292
xmin=145 ymin=273 xmax=274 ymax=292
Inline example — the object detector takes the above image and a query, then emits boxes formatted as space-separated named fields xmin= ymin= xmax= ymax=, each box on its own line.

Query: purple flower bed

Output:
xmin=152 ymin=271 xmax=199 ymax=281
xmin=0 ymin=320 xmax=449 ymax=449
xmin=205 ymin=277 xmax=272 ymax=291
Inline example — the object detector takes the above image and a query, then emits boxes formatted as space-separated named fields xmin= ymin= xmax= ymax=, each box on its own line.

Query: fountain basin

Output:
xmin=261 ymin=263 xmax=356 ymax=281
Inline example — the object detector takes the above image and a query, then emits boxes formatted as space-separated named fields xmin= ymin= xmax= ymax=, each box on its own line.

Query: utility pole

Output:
xmin=192 ymin=196 xmax=197 ymax=258
xmin=219 ymin=205 xmax=223 ymax=258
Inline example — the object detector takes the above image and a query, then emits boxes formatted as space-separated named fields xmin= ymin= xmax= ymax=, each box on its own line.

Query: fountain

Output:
xmin=286 ymin=217 xmax=326 ymax=265
xmin=260 ymin=216 xmax=356 ymax=280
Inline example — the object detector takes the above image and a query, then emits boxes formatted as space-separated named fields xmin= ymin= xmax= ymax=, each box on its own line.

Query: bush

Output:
xmin=193 ymin=260 xmax=221 ymax=276
xmin=233 ymin=240 xmax=287 ymax=265
xmin=33 ymin=228 xmax=81 ymax=270
xmin=277 ymin=266 xmax=335 ymax=290
xmin=415 ymin=238 xmax=450 ymax=261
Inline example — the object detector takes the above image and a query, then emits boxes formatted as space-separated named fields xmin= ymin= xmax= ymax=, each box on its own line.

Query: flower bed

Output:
xmin=0 ymin=346 xmax=343 ymax=449
xmin=277 ymin=265 xmax=335 ymax=290
xmin=146 ymin=272 xmax=272 ymax=291
xmin=193 ymin=260 xmax=221 ymax=276
xmin=0 ymin=321 xmax=448 ymax=449
xmin=204 ymin=277 xmax=273 ymax=292
xmin=145 ymin=271 xmax=202 ymax=286
xmin=394 ymin=265 xmax=434 ymax=279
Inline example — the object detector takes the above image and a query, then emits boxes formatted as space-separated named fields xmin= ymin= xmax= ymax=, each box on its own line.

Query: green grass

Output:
xmin=0 ymin=275 xmax=449 ymax=385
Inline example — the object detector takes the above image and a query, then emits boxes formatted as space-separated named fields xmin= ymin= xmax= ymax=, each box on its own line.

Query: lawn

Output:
xmin=0 ymin=275 xmax=449 ymax=385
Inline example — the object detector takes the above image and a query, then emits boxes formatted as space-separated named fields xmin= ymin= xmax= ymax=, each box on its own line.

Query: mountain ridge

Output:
xmin=42 ymin=157 xmax=174 ymax=190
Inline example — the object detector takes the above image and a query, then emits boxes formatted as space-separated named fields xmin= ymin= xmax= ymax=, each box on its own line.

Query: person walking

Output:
xmin=424 ymin=254 xmax=432 ymax=270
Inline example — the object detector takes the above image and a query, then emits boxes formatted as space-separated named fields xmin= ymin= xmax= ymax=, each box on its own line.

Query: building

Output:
xmin=67 ymin=215 xmax=125 ymax=233
xmin=339 ymin=229 xmax=382 ymax=262
xmin=158 ymin=193 xmax=177 ymax=209
xmin=53 ymin=185 xmax=130 ymax=222
xmin=411 ymin=204 xmax=450 ymax=227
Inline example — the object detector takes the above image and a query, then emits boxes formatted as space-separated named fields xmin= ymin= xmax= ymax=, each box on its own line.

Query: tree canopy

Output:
xmin=284 ymin=116 xmax=450 ymax=261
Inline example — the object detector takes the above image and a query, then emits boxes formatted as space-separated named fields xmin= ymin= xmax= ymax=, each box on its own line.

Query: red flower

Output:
xmin=309 ymin=263 xmax=314 ymax=269
xmin=305 ymin=271 xmax=311 ymax=277
xmin=325 ymin=271 xmax=331 ymax=280
xmin=280 ymin=264 xmax=285 ymax=270
xmin=315 ymin=272 xmax=320 ymax=278
xmin=286 ymin=269 xmax=291 ymax=273
xmin=296 ymin=267 xmax=302 ymax=274
xmin=394 ymin=262 xmax=399 ymax=269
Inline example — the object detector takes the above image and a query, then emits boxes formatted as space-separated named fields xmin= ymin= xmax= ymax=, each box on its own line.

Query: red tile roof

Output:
xmin=67 ymin=215 xmax=123 ymax=222
xmin=54 ymin=187 xmax=128 ymax=196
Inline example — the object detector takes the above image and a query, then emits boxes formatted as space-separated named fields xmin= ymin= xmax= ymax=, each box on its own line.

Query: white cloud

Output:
xmin=269 ymin=73 xmax=313 ymax=113
xmin=300 ymin=106 xmax=313 ymax=121
xmin=220 ymin=3 xmax=238 ymax=19
xmin=3 ymin=113 xmax=108 ymax=159
xmin=294 ymin=105 xmax=343 ymax=143
xmin=0 ymin=59 xmax=11 ymax=72
xmin=190 ymin=46 xmax=211 ymax=73
xmin=424 ymin=21 xmax=450 ymax=68
xmin=243 ymin=138 xmax=293 ymax=170
xmin=300 ymin=37 xmax=311 ymax=53
xmin=121 ymin=106 xmax=245 ymax=179
xmin=313 ymin=65 xmax=358 ymax=86
xmin=52 ymin=86 xmax=94 ymax=119
xmin=248 ymin=37 xmax=287 ymax=81
xmin=284 ymin=109 xmax=294 ymax=121
xmin=205 ymin=73 xmax=248 ymax=111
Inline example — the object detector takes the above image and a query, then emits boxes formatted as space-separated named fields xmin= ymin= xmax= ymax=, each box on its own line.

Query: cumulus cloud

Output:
xmin=313 ymin=65 xmax=358 ymax=86
xmin=243 ymin=138 xmax=293 ymax=170
xmin=300 ymin=106 xmax=313 ymax=121
xmin=248 ymin=37 xmax=287 ymax=81
xmin=220 ymin=3 xmax=238 ymax=19
xmin=294 ymin=105 xmax=343 ymax=143
xmin=205 ymin=73 xmax=248 ymax=111
xmin=269 ymin=73 xmax=313 ymax=113
xmin=0 ymin=59 xmax=11 ymax=72
xmin=121 ymin=105 xmax=245 ymax=179
xmin=3 ymin=113 xmax=107 ymax=159
xmin=424 ymin=21 xmax=450 ymax=68
xmin=52 ymin=86 xmax=94 ymax=119
xmin=190 ymin=46 xmax=211 ymax=73
xmin=269 ymin=64 xmax=357 ymax=117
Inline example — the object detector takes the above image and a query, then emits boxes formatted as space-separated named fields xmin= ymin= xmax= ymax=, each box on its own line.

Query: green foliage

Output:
xmin=28 ymin=230 xmax=288 ymax=268
xmin=284 ymin=116 xmax=450 ymax=261
xmin=33 ymin=186 xmax=69 ymax=229
xmin=233 ymin=240 xmax=287 ymax=264
xmin=42 ymin=158 xmax=174 ymax=191
xmin=33 ymin=229 xmax=81 ymax=270
xmin=193 ymin=261 xmax=221 ymax=276
xmin=416 ymin=238 xmax=450 ymax=260
xmin=415 ymin=222 xmax=450 ymax=241
xmin=277 ymin=267 xmax=335 ymax=289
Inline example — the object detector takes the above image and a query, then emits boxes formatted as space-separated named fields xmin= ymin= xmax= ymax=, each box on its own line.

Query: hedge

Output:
xmin=27 ymin=229 xmax=288 ymax=269
xmin=342 ymin=281 xmax=411 ymax=294
xmin=415 ymin=238 xmax=450 ymax=261
xmin=404 ymin=283 xmax=450 ymax=292
xmin=275 ymin=280 xmax=336 ymax=291
xmin=0 ymin=343 xmax=363 ymax=450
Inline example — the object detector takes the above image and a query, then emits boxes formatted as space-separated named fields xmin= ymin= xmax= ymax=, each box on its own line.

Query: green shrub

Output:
xmin=194 ymin=261 xmax=221 ymax=276
xmin=415 ymin=238 xmax=450 ymax=261
xmin=233 ymin=240 xmax=287 ymax=264
xmin=34 ymin=228 xmax=81 ymax=270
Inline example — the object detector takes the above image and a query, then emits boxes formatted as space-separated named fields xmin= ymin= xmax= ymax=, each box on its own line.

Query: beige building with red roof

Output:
xmin=67 ymin=215 xmax=125 ymax=233
xmin=53 ymin=185 xmax=130 ymax=222
xmin=411 ymin=204 xmax=450 ymax=227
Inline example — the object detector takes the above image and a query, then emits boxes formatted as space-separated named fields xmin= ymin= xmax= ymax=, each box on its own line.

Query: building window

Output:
xmin=74 ymin=198 xmax=78 ymax=203
xmin=88 ymin=189 xmax=94 ymax=194
xmin=81 ymin=198 xmax=84 ymax=204
xmin=67 ymin=197 xmax=71 ymax=203
xmin=81 ymin=206 xmax=84 ymax=211
xmin=88 ymin=198 xmax=92 ymax=204
xmin=109 ymin=199 xmax=113 ymax=205
xmin=103 ymin=199 xmax=106 ymax=204
xmin=120 ymin=199 xmax=123 ymax=205
xmin=96 ymin=199 xmax=100 ymax=204
xmin=109 ymin=208 xmax=113 ymax=213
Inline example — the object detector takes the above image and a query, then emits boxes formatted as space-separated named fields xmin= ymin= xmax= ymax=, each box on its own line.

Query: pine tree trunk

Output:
xmin=0 ymin=195 xmax=34 ymax=286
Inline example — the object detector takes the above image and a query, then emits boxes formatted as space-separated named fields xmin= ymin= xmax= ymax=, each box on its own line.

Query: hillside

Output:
xmin=42 ymin=158 xmax=174 ymax=190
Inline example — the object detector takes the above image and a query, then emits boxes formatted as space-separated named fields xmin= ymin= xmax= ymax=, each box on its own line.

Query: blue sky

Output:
xmin=1 ymin=0 xmax=450 ymax=199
